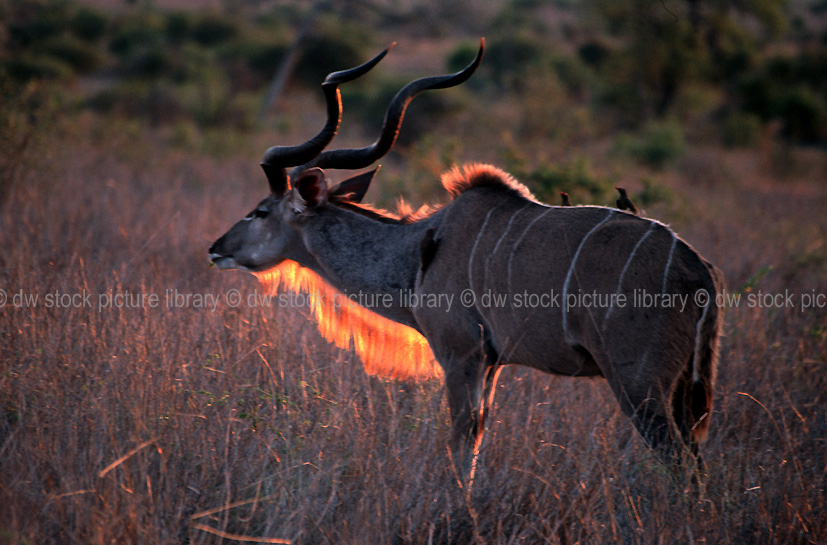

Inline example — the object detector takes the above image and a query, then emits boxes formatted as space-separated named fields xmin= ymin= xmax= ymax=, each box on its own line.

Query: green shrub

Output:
xmin=2 ymin=53 xmax=74 ymax=82
xmin=578 ymin=40 xmax=611 ymax=67
xmin=550 ymin=55 xmax=592 ymax=98
xmin=165 ymin=43 xmax=207 ymax=84
xmin=721 ymin=112 xmax=762 ymax=148
xmin=736 ymin=73 xmax=777 ymax=120
xmin=164 ymin=11 xmax=194 ymax=44
xmin=118 ymin=45 xmax=173 ymax=79
xmin=617 ymin=120 xmax=686 ymax=169
xmin=484 ymin=33 xmax=546 ymax=86
xmin=71 ymin=7 xmax=108 ymax=42
xmin=222 ymin=38 xmax=288 ymax=82
xmin=191 ymin=13 xmax=239 ymax=47
xmin=735 ymin=52 xmax=827 ymax=143
xmin=86 ymin=87 xmax=123 ymax=114
xmin=87 ymin=81 xmax=185 ymax=125
xmin=109 ymin=14 xmax=165 ymax=56
xmin=591 ymin=55 xmax=647 ymax=128
xmin=776 ymin=85 xmax=826 ymax=143
xmin=0 ymin=80 xmax=58 ymax=200
xmin=7 ymin=1 xmax=71 ymax=48
xmin=296 ymin=21 xmax=371 ymax=87
xmin=447 ymin=41 xmax=482 ymax=74
xmin=40 ymin=35 xmax=102 ymax=73
xmin=522 ymin=157 xmax=612 ymax=203
xmin=176 ymin=66 xmax=235 ymax=127
xmin=636 ymin=176 xmax=673 ymax=207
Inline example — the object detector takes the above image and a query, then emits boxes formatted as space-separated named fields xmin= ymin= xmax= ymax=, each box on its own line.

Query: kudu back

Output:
xmin=209 ymin=40 xmax=724 ymax=478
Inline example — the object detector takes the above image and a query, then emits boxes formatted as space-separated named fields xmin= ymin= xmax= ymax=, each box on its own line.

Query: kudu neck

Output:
xmin=300 ymin=204 xmax=440 ymax=329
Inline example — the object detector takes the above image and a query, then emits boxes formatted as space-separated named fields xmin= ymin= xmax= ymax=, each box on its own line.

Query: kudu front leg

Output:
xmin=444 ymin=361 xmax=501 ymax=484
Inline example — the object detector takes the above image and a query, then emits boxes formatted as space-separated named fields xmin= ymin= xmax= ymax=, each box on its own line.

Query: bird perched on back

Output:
xmin=560 ymin=192 xmax=572 ymax=206
xmin=615 ymin=187 xmax=639 ymax=215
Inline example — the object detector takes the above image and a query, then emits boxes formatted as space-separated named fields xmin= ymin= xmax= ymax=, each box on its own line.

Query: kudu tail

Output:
xmin=688 ymin=269 xmax=724 ymax=444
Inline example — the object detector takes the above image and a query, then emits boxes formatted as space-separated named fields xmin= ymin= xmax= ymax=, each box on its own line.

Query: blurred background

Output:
xmin=3 ymin=0 xmax=826 ymax=206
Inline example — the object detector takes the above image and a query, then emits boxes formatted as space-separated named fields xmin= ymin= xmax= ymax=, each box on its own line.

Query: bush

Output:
xmin=776 ymin=86 xmax=826 ymax=143
xmin=447 ymin=41 xmax=482 ymax=74
xmin=164 ymin=11 xmax=194 ymax=44
xmin=521 ymin=157 xmax=612 ymax=203
xmin=109 ymin=14 xmax=165 ymax=56
xmin=721 ymin=111 xmax=762 ymax=148
xmin=591 ymin=54 xmax=648 ymax=128
xmin=483 ymin=33 xmax=546 ymax=86
xmin=71 ymin=7 xmax=108 ymax=42
xmin=39 ymin=34 xmax=102 ymax=73
xmin=296 ymin=21 xmax=371 ymax=87
xmin=0 ymin=80 xmax=57 ymax=200
xmin=118 ymin=45 xmax=174 ymax=80
xmin=222 ymin=38 xmax=288 ymax=82
xmin=578 ymin=40 xmax=611 ymax=67
xmin=191 ymin=13 xmax=239 ymax=47
xmin=550 ymin=55 xmax=592 ymax=98
xmin=2 ymin=52 xmax=74 ymax=82
xmin=617 ymin=120 xmax=686 ymax=169
xmin=735 ymin=52 xmax=827 ymax=143
xmin=736 ymin=73 xmax=777 ymax=121
xmin=7 ymin=1 xmax=71 ymax=48
xmin=636 ymin=176 xmax=673 ymax=207
xmin=87 ymin=82 xmax=184 ymax=125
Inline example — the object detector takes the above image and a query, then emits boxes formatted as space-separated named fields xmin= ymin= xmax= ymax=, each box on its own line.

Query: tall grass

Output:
xmin=0 ymin=124 xmax=825 ymax=544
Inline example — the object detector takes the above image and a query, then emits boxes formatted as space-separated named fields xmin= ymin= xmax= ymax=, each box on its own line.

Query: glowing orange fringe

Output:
xmin=254 ymin=261 xmax=440 ymax=380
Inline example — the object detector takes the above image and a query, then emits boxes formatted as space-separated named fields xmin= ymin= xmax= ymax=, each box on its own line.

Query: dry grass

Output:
xmin=1 ymin=121 xmax=825 ymax=545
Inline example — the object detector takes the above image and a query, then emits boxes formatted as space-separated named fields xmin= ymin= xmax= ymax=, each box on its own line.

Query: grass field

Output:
xmin=0 ymin=102 xmax=824 ymax=544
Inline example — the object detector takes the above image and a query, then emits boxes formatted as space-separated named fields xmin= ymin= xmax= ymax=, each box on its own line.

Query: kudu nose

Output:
xmin=208 ymin=239 xmax=229 ymax=262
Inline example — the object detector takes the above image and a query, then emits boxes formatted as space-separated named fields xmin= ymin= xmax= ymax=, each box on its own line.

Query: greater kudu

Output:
xmin=209 ymin=41 xmax=724 ymax=479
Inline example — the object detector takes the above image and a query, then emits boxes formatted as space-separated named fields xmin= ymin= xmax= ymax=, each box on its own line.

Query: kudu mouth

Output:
xmin=209 ymin=253 xmax=277 ymax=273
xmin=208 ymin=240 xmax=249 ymax=271
xmin=208 ymin=254 xmax=238 ymax=270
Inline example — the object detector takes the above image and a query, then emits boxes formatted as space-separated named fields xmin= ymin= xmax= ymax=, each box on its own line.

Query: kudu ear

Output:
xmin=329 ymin=167 xmax=379 ymax=204
xmin=291 ymin=168 xmax=328 ymax=214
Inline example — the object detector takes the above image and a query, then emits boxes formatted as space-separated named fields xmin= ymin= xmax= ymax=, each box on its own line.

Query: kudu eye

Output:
xmin=246 ymin=208 xmax=269 ymax=220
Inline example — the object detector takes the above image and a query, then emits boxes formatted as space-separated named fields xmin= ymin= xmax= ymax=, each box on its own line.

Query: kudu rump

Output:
xmin=209 ymin=41 xmax=724 ymax=476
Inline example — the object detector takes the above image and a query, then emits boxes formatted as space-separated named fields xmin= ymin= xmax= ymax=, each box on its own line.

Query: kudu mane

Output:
xmin=338 ymin=163 xmax=536 ymax=224
xmin=334 ymin=200 xmax=435 ymax=225
xmin=442 ymin=163 xmax=537 ymax=201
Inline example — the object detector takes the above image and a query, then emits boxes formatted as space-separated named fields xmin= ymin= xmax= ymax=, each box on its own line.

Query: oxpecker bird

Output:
xmin=615 ymin=187 xmax=639 ymax=215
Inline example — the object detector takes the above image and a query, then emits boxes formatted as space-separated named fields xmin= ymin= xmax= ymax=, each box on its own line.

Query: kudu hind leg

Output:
xmin=620 ymin=379 xmax=702 ymax=465
xmin=604 ymin=373 xmax=677 ymax=459
xmin=590 ymin=342 xmax=686 ymax=461
xmin=671 ymin=358 xmax=708 ymax=460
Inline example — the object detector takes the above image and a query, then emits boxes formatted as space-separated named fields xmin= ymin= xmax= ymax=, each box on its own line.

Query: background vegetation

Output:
xmin=1 ymin=0 xmax=825 ymax=543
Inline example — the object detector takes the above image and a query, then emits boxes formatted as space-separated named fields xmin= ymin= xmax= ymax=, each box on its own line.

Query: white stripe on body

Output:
xmin=506 ymin=207 xmax=554 ymax=295
xmin=468 ymin=203 xmax=507 ymax=295
xmin=485 ymin=204 xmax=531 ymax=284
xmin=661 ymin=236 xmax=677 ymax=296
xmin=562 ymin=210 xmax=615 ymax=338
xmin=604 ymin=223 xmax=656 ymax=322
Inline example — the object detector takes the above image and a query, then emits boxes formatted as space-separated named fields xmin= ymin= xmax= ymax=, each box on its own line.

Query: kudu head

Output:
xmin=208 ymin=40 xmax=484 ymax=272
